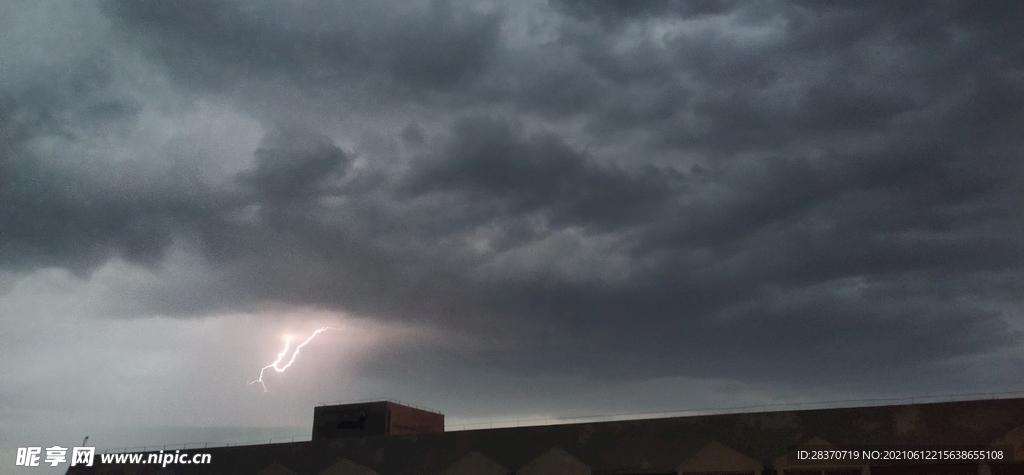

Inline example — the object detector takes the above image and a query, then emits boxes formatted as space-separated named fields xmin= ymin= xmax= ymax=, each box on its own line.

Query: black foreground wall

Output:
xmin=67 ymin=397 xmax=1024 ymax=475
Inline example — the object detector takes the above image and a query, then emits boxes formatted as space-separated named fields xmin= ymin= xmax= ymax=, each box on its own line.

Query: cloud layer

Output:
xmin=2 ymin=2 xmax=1023 ymax=447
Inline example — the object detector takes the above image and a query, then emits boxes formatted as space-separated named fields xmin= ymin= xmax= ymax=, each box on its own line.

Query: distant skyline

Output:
xmin=2 ymin=0 xmax=1022 ymax=471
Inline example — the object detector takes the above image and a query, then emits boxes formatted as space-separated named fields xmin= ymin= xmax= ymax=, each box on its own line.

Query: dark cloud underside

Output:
xmin=2 ymin=0 xmax=1022 ymax=390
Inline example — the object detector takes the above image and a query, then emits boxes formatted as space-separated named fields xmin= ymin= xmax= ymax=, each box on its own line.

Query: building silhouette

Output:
xmin=67 ymin=397 xmax=1024 ymax=475
xmin=312 ymin=401 xmax=445 ymax=440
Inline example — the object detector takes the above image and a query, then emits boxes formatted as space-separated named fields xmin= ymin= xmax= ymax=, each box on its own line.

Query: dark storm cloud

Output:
xmin=523 ymin=1 xmax=1024 ymax=157
xmin=5 ymin=0 xmax=1023 ymax=391
xmin=102 ymin=0 xmax=502 ymax=98
xmin=240 ymin=127 xmax=352 ymax=208
xmin=404 ymin=0 xmax=1018 ymax=385
xmin=0 ymin=59 xmax=192 ymax=273
xmin=552 ymin=0 xmax=737 ymax=25
xmin=403 ymin=116 xmax=681 ymax=230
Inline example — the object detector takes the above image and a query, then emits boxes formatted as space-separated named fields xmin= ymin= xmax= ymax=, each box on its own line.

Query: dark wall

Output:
xmin=387 ymin=401 xmax=445 ymax=435
xmin=68 ymin=398 xmax=1024 ymax=475
xmin=312 ymin=402 xmax=390 ymax=440
xmin=991 ymin=462 xmax=1024 ymax=475
xmin=871 ymin=464 xmax=979 ymax=475
xmin=311 ymin=401 xmax=446 ymax=440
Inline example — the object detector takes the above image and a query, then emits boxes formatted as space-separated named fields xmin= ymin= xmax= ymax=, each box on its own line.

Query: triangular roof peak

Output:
xmin=518 ymin=447 xmax=591 ymax=475
xmin=318 ymin=459 xmax=379 ymax=475
xmin=678 ymin=440 xmax=762 ymax=474
xmin=440 ymin=451 xmax=508 ymax=475
xmin=258 ymin=463 xmax=298 ymax=475
xmin=990 ymin=425 xmax=1024 ymax=462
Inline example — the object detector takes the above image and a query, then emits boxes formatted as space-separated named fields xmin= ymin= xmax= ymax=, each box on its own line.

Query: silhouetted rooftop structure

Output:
xmin=67 ymin=397 xmax=1024 ymax=475
xmin=312 ymin=400 xmax=445 ymax=440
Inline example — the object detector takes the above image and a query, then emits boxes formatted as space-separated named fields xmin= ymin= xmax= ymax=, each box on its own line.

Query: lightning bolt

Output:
xmin=250 ymin=326 xmax=342 ymax=393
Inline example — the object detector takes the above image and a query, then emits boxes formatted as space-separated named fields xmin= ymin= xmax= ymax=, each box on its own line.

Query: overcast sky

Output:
xmin=2 ymin=0 xmax=1023 ymax=469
